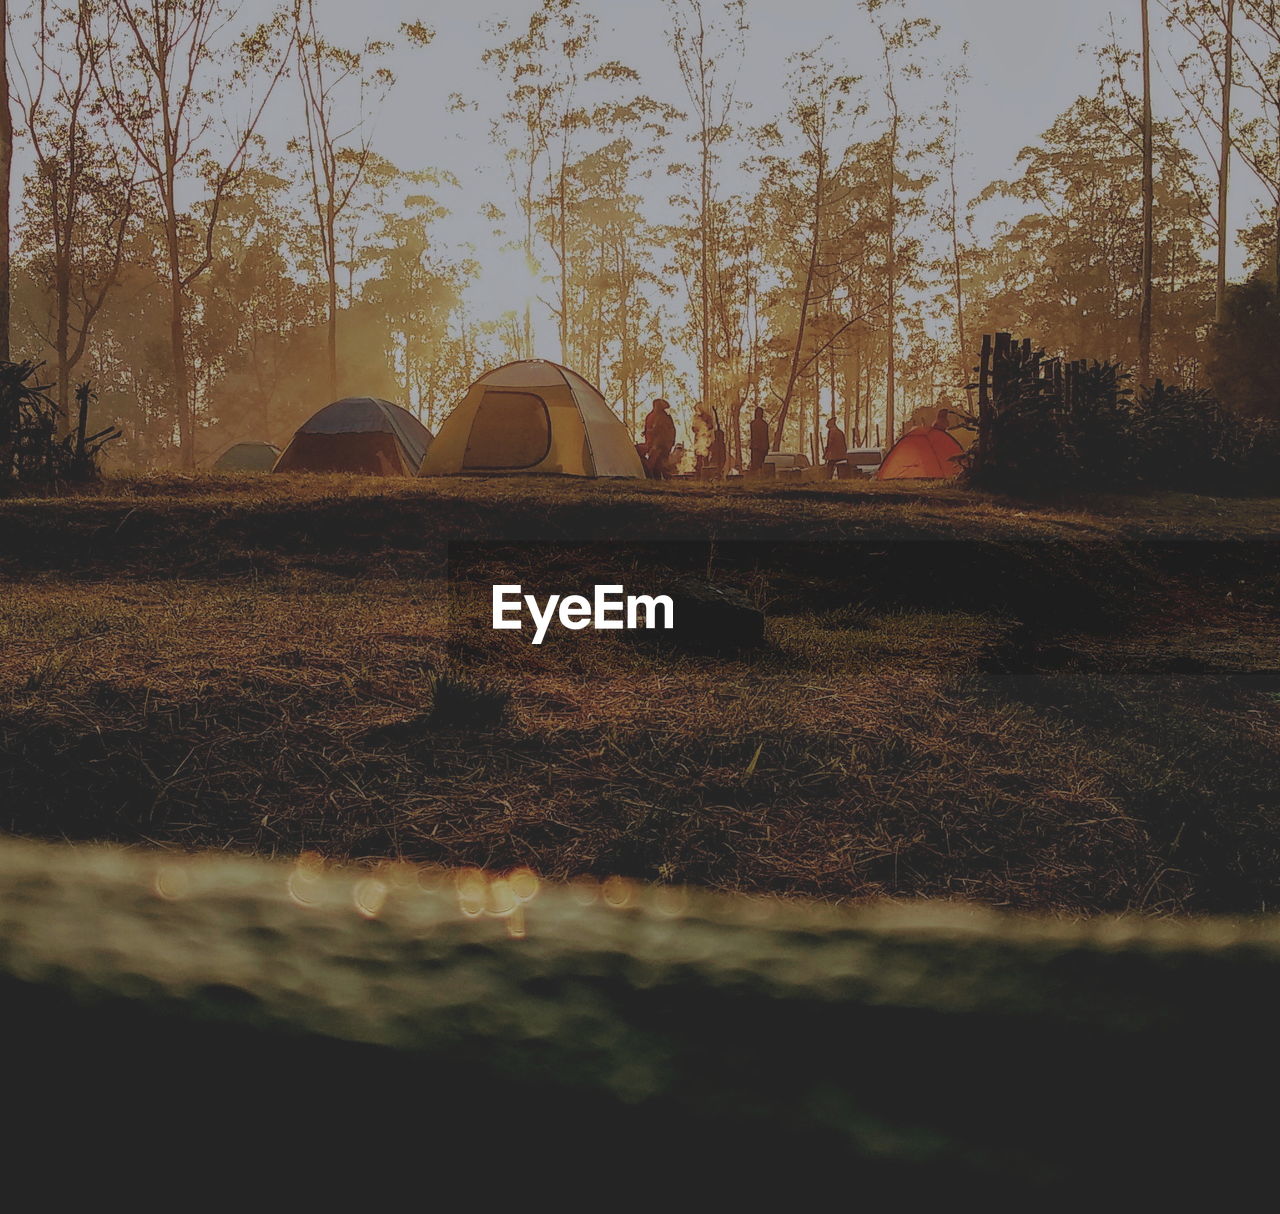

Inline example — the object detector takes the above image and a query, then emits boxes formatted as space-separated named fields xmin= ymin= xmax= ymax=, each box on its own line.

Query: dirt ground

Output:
xmin=1 ymin=474 xmax=1278 ymax=914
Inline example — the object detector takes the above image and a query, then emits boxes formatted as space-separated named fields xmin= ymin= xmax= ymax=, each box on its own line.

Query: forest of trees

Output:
xmin=3 ymin=0 xmax=1280 ymax=472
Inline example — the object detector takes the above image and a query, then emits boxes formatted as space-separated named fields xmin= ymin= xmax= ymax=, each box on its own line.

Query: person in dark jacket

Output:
xmin=708 ymin=425 xmax=727 ymax=478
xmin=823 ymin=417 xmax=848 ymax=478
xmin=642 ymin=399 xmax=677 ymax=479
xmin=748 ymin=407 xmax=770 ymax=473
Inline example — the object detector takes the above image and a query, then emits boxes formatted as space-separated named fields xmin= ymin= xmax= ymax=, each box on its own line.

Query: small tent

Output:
xmin=876 ymin=425 xmax=965 ymax=480
xmin=274 ymin=398 xmax=432 ymax=476
xmin=211 ymin=441 xmax=281 ymax=473
xmin=420 ymin=360 xmax=644 ymax=479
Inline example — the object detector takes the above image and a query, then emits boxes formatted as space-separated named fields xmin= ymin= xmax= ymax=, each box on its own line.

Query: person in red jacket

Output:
xmin=642 ymin=399 xmax=677 ymax=479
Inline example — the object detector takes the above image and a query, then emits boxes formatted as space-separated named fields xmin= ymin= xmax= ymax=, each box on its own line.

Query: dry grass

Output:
xmin=1 ymin=474 xmax=1278 ymax=915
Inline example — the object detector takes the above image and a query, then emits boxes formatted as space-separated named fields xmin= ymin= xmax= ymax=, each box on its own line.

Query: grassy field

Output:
xmin=1 ymin=473 xmax=1278 ymax=915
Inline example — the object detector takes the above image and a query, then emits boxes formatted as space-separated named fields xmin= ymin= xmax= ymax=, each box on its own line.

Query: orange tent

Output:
xmin=876 ymin=425 xmax=965 ymax=480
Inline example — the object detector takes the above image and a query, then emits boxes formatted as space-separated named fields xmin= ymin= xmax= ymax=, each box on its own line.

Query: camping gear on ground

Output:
xmin=420 ymin=360 xmax=644 ymax=479
xmin=763 ymin=452 xmax=819 ymax=482
xmin=848 ymin=447 xmax=885 ymax=475
xmin=763 ymin=452 xmax=812 ymax=473
xmin=274 ymin=398 xmax=431 ymax=476
xmin=211 ymin=441 xmax=280 ymax=473
xmin=876 ymin=427 xmax=964 ymax=480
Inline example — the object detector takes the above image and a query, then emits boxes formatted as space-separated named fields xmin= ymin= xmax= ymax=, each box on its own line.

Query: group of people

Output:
xmin=639 ymin=398 xmax=854 ymax=480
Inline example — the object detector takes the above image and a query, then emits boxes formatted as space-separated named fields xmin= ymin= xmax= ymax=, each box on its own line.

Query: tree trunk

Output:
xmin=1273 ymin=192 xmax=1280 ymax=292
xmin=851 ymin=342 xmax=862 ymax=447
xmin=55 ymin=266 xmax=71 ymax=423
xmin=558 ymin=165 xmax=569 ymax=363
xmin=811 ymin=369 xmax=819 ymax=461
xmin=1274 ymin=101 xmax=1280 ymax=290
xmin=1216 ymin=0 xmax=1235 ymax=323
xmin=866 ymin=343 xmax=875 ymax=446
xmin=773 ymin=160 xmax=825 ymax=448
xmin=700 ymin=122 xmax=711 ymax=415
xmin=729 ymin=395 xmax=743 ymax=470
xmin=885 ymin=110 xmax=899 ymax=443
xmin=524 ymin=217 xmax=535 ymax=360
xmin=160 ymin=185 xmax=195 ymax=469
xmin=326 ymin=194 xmax=339 ymax=399
xmin=949 ymin=142 xmax=970 ymax=402
xmin=1138 ymin=0 xmax=1155 ymax=389
xmin=327 ymin=276 xmax=338 ymax=399
xmin=171 ymin=276 xmax=192 ymax=469
xmin=0 ymin=0 xmax=11 ymax=364
xmin=164 ymin=197 xmax=192 ymax=468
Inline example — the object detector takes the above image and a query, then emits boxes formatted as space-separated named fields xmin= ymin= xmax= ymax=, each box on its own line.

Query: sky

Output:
xmin=332 ymin=0 xmax=1113 ymax=198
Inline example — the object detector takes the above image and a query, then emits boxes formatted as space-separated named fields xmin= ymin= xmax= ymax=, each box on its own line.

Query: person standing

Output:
xmin=748 ymin=406 xmax=770 ymax=473
xmin=642 ymin=398 xmax=677 ymax=480
xmin=823 ymin=417 xmax=848 ymax=478
xmin=708 ymin=423 xmax=726 ymax=479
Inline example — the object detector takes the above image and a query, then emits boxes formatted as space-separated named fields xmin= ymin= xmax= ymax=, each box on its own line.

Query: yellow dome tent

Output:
xmin=419 ymin=360 xmax=644 ymax=479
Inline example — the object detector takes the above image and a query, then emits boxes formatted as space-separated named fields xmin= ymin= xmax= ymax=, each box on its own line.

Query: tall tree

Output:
xmin=1162 ymin=2 xmax=1239 ymax=320
xmin=96 ymin=0 xmax=290 ymax=468
xmin=484 ymin=0 xmax=672 ymax=375
xmin=13 ymin=0 xmax=140 ymax=418
xmin=938 ymin=59 xmax=973 ymax=395
xmin=666 ymin=0 xmax=747 ymax=415
xmin=482 ymin=0 xmax=593 ymax=360
xmin=865 ymin=0 xmax=937 ymax=444
xmin=705 ymin=188 xmax=763 ymax=462
xmin=1217 ymin=0 xmax=1236 ymax=320
xmin=0 ymin=0 xmax=12 ymax=362
xmin=1139 ymin=0 xmax=1156 ymax=388
xmin=1229 ymin=2 xmax=1280 ymax=284
xmin=969 ymin=91 xmax=1213 ymax=379
xmin=192 ymin=164 xmax=318 ymax=447
xmin=558 ymin=132 xmax=674 ymax=424
xmin=292 ymin=2 xmax=417 ymax=399
xmin=361 ymin=167 xmax=484 ymax=427
xmin=756 ymin=47 xmax=864 ymax=445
